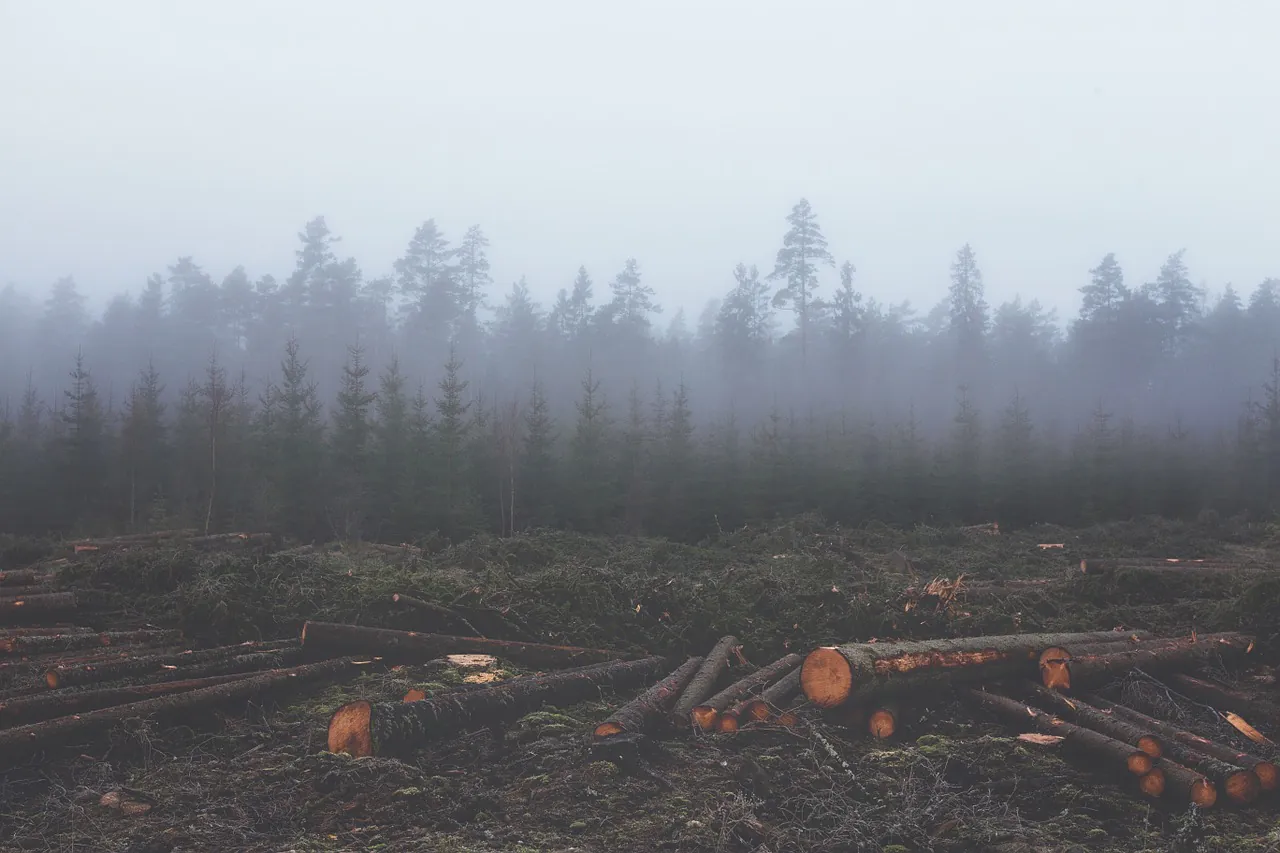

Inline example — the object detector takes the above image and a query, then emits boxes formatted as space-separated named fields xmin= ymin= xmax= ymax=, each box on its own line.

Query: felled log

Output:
xmin=186 ymin=532 xmax=273 ymax=549
xmin=0 ymin=629 xmax=183 ymax=656
xmin=391 ymin=594 xmax=483 ymax=637
xmin=2 ymin=647 xmax=176 ymax=688
xmin=0 ymin=671 xmax=257 ymax=727
xmin=692 ymin=653 xmax=803 ymax=732
xmin=367 ymin=542 xmax=423 ymax=557
xmin=0 ymin=586 xmax=56 ymax=598
xmin=1080 ymin=558 xmax=1250 ymax=576
xmin=45 ymin=640 xmax=301 ymax=689
xmin=300 ymin=621 xmax=624 ymax=669
xmin=868 ymin=703 xmax=900 ymax=739
xmin=65 ymin=529 xmax=197 ymax=550
xmin=1042 ymin=633 xmax=1254 ymax=692
xmin=1038 ymin=633 xmax=1156 ymax=689
xmin=0 ymin=626 xmax=93 ymax=638
xmin=0 ymin=657 xmax=365 ymax=759
xmin=0 ymin=592 xmax=79 ymax=620
xmin=670 ymin=635 xmax=739 ymax=727
xmin=328 ymin=655 xmax=666 ymax=757
xmin=1092 ymin=696 xmax=1275 ymax=797
xmin=964 ymin=688 xmax=1154 ymax=776
xmin=1166 ymin=673 xmax=1280 ymax=730
xmin=1137 ymin=761 xmax=1219 ymax=806
xmin=1024 ymin=683 xmax=1162 ymax=757
xmin=594 ymin=656 xmax=703 ymax=739
xmin=802 ymin=630 xmax=1153 ymax=709
xmin=0 ymin=570 xmax=49 ymax=587
xmin=740 ymin=667 xmax=803 ymax=723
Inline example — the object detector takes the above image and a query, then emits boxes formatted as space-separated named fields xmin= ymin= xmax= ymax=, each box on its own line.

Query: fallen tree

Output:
xmin=1042 ymin=633 xmax=1255 ymax=692
xmin=300 ymin=621 xmax=625 ymax=670
xmin=803 ymin=630 xmax=1152 ymax=709
xmin=594 ymin=655 xmax=703 ymax=739
xmin=1080 ymin=558 xmax=1242 ymax=575
xmin=391 ymin=594 xmax=482 ymax=637
xmin=693 ymin=653 xmax=803 ymax=732
xmin=45 ymin=640 xmax=301 ymax=689
xmin=0 ymin=592 xmax=79 ymax=620
xmin=1136 ymin=759 xmax=1219 ymax=806
xmin=867 ymin=703 xmax=900 ymax=739
xmin=670 ymin=635 xmax=739 ymax=727
xmin=0 ymin=629 xmax=184 ymax=656
xmin=0 ymin=627 xmax=94 ymax=639
xmin=739 ymin=666 xmax=802 ymax=723
xmin=329 ymin=655 xmax=666 ymax=757
xmin=0 ymin=671 xmax=258 ymax=727
xmin=1092 ymin=696 xmax=1273 ymax=799
xmin=0 ymin=570 xmax=49 ymax=587
xmin=1024 ymin=683 xmax=1162 ymax=757
xmin=0 ymin=658 xmax=365 ymax=759
xmin=1166 ymin=673 xmax=1280 ymax=731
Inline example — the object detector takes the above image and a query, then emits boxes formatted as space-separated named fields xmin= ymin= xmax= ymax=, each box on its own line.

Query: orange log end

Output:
xmin=593 ymin=721 xmax=625 ymax=739
xmin=1037 ymin=647 xmax=1068 ymax=667
xmin=718 ymin=713 xmax=740 ymax=734
xmin=1225 ymin=770 xmax=1261 ymax=805
xmin=1136 ymin=735 xmax=1162 ymax=758
xmin=801 ymin=647 xmax=852 ymax=709
xmin=1191 ymin=778 xmax=1218 ymax=808
xmin=328 ymin=700 xmax=373 ymax=757
xmin=45 ymin=670 xmax=60 ymax=689
xmin=1254 ymin=761 xmax=1278 ymax=792
xmin=868 ymin=709 xmax=897 ymax=739
xmin=691 ymin=706 xmax=719 ymax=732
xmin=1139 ymin=769 xmax=1165 ymax=797
xmin=777 ymin=711 xmax=799 ymax=727
xmin=743 ymin=699 xmax=770 ymax=722
xmin=1041 ymin=659 xmax=1070 ymax=691
xmin=1126 ymin=752 xmax=1153 ymax=775
xmin=403 ymin=689 xmax=426 ymax=703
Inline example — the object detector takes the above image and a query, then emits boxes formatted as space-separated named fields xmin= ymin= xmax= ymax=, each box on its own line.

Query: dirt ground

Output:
xmin=2 ymin=515 xmax=1280 ymax=852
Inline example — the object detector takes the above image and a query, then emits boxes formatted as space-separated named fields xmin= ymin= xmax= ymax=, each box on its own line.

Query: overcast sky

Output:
xmin=2 ymin=0 xmax=1276 ymax=323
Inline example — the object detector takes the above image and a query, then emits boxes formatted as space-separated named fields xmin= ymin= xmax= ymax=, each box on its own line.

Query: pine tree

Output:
xmin=948 ymin=386 xmax=983 ymax=522
xmin=619 ymin=381 xmax=653 ymax=535
xmin=768 ymin=198 xmax=834 ymax=363
xmin=371 ymin=358 xmax=415 ymax=540
xmin=948 ymin=244 xmax=989 ymax=370
xmin=59 ymin=351 xmax=107 ymax=529
xmin=606 ymin=258 xmax=661 ymax=332
xmin=261 ymin=338 xmax=326 ymax=537
xmin=1152 ymin=249 xmax=1200 ymax=353
xmin=996 ymin=390 xmax=1035 ymax=526
xmin=200 ymin=352 xmax=232 ymax=533
xmin=431 ymin=347 xmax=482 ymax=538
xmin=519 ymin=382 xmax=559 ymax=529
xmin=1080 ymin=253 xmax=1127 ymax=323
xmin=569 ymin=370 xmax=614 ymax=531
xmin=455 ymin=225 xmax=492 ymax=337
xmin=121 ymin=361 xmax=166 ymax=531
xmin=331 ymin=344 xmax=377 ymax=539
xmin=395 ymin=219 xmax=456 ymax=334
xmin=659 ymin=381 xmax=696 ymax=536
xmin=715 ymin=263 xmax=774 ymax=364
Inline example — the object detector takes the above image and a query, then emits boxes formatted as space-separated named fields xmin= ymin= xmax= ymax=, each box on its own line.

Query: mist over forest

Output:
xmin=3 ymin=198 xmax=1279 ymax=542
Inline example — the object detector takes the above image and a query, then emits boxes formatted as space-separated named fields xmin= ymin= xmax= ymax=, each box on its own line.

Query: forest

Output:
xmin=3 ymin=198 xmax=1280 ymax=542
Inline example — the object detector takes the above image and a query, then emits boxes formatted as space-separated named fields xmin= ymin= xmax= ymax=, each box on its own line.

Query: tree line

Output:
xmin=2 ymin=199 xmax=1280 ymax=540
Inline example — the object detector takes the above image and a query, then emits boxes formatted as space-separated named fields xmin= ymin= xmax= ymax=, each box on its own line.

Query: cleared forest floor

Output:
xmin=2 ymin=514 xmax=1280 ymax=852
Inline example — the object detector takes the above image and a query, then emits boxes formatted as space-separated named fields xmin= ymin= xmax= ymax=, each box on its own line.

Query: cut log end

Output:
xmin=777 ymin=711 xmax=799 ymax=727
xmin=1139 ymin=769 xmax=1165 ymax=797
xmin=1137 ymin=735 xmax=1163 ymax=758
xmin=691 ymin=705 xmax=719 ymax=732
xmin=800 ymin=646 xmax=852 ymax=708
xmin=868 ymin=708 xmax=897 ymax=739
xmin=1038 ymin=647 xmax=1069 ymax=667
xmin=45 ymin=670 xmax=60 ymax=689
xmin=743 ymin=699 xmax=770 ymax=722
xmin=593 ymin=721 xmax=625 ymax=739
xmin=1254 ymin=762 xmax=1278 ymax=791
xmin=403 ymin=689 xmax=426 ymax=703
xmin=718 ymin=713 xmax=740 ymax=734
xmin=1191 ymin=779 xmax=1218 ymax=807
xmin=1041 ymin=659 xmax=1070 ymax=691
xmin=1127 ymin=752 xmax=1154 ymax=776
xmin=328 ymin=700 xmax=373 ymax=757
xmin=1225 ymin=771 xmax=1261 ymax=805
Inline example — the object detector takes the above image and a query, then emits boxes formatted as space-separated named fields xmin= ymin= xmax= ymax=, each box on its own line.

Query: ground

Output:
xmin=2 ymin=514 xmax=1279 ymax=852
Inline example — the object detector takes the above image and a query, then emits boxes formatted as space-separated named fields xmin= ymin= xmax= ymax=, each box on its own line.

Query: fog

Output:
xmin=2 ymin=2 xmax=1280 ymax=540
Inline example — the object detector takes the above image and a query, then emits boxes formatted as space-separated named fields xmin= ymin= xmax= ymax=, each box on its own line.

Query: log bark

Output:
xmin=45 ymin=640 xmax=301 ymax=689
xmin=692 ymin=653 xmax=803 ymax=732
xmin=1137 ymin=760 xmax=1219 ymax=806
xmin=65 ymin=529 xmax=198 ymax=550
xmin=0 ymin=672 xmax=257 ymax=727
xmin=391 ymin=594 xmax=483 ymax=637
xmin=0 ymin=586 xmax=56 ymax=598
xmin=329 ymin=655 xmax=666 ymax=757
xmin=670 ymin=636 xmax=740 ymax=727
xmin=0 ymin=627 xmax=94 ymax=638
xmin=2 ymin=647 xmax=180 ymax=688
xmin=300 ymin=621 xmax=624 ymax=670
xmin=1080 ymin=558 xmax=1241 ymax=574
xmin=1037 ymin=634 xmax=1156 ymax=689
xmin=0 ymin=629 xmax=183 ymax=656
xmin=964 ymin=687 xmax=1154 ymax=776
xmin=1091 ymin=696 xmax=1274 ymax=797
xmin=1045 ymin=633 xmax=1255 ymax=692
xmin=1166 ymin=673 xmax=1280 ymax=730
xmin=803 ymin=631 xmax=1152 ymax=709
xmin=1024 ymin=683 xmax=1162 ymax=757
xmin=0 ymin=592 xmax=78 ymax=620
xmin=740 ymin=667 xmax=803 ymax=723
xmin=0 ymin=658 xmax=364 ymax=759
xmin=367 ymin=542 xmax=423 ymax=557
xmin=0 ymin=570 xmax=48 ymax=587
xmin=594 ymin=656 xmax=704 ymax=739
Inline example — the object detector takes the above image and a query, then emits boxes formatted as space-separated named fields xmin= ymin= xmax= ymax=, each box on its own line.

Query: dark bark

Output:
xmin=0 ymin=629 xmax=183 ymax=656
xmin=1025 ymin=682 xmax=1162 ymax=757
xmin=669 ymin=635 xmax=739 ymax=726
xmin=964 ymin=687 xmax=1154 ymax=776
xmin=1138 ymin=759 xmax=1219 ymax=807
xmin=0 ymin=586 xmax=56 ymax=598
xmin=2 ymin=647 xmax=181 ymax=689
xmin=803 ymin=631 xmax=1151 ymax=709
xmin=366 ymin=542 xmax=424 ymax=557
xmin=0 ymin=592 xmax=79 ymax=620
xmin=1048 ymin=633 xmax=1254 ymax=691
xmin=0 ymin=672 xmax=257 ymax=727
xmin=65 ymin=529 xmax=198 ymax=550
xmin=0 ymin=657 xmax=363 ymax=759
xmin=391 ymin=594 xmax=483 ymax=637
xmin=0 ymin=570 xmax=48 ymax=587
xmin=594 ymin=656 xmax=703 ymax=739
xmin=1166 ymin=673 xmax=1280 ymax=730
xmin=1092 ymin=696 xmax=1272 ymax=800
xmin=740 ymin=667 xmax=803 ymax=723
xmin=1080 ymin=558 xmax=1242 ymax=574
xmin=300 ymin=621 xmax=625 ymax=669
xmin=692 ymin=653 xmax=803 ymax=732
xmin=329 ymin=655 xmax=666 ymax=757
xmin=45 ymin=640 xmax=301 ymax=689
xmin=1038 ymin=634 xmax=1156 ymax=689
xmin=0 ymin=627 xmax=94 ymax=639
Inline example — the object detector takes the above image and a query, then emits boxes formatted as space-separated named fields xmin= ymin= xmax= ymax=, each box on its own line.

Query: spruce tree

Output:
xmin=768 ymin=198 xmax=834 ymax=363
xmin=519 ymin=382 xmax=558 ymax=529
xmin=121 ymin=361 xmax=166 ymax=531
xmin=431 ymin=347 xmax=482 ymax=539
xmin=568 ymin=370 xmax=614 ymax=531
xmin=262 ymin=338 xmax=325 ymax=537
xmin=331 ymin=344 xmax=377 ymax=539
xmin=59 ymin=352 xmax=107 ymax=529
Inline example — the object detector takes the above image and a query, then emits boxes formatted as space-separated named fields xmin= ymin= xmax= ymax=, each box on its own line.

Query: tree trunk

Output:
xmin=366 ymin=543 xmax=424 ymax=557
xmin=964 ymin=687 xmax=1154 ymax=776
xmin=0 ymin=627 xmax=94 ymax=639
xmin=45 ymin=640 xmax=301 ymax=689
xmin=3 ymin=647 xmax=179 ymax=688
xmin=66 ymin=529 xmax=197 ymax=549
xmin=1137 ymin=759 xmax=1219 ymax=807
xmin=0 ymin=671 xmax=258 ymax=727
xmin=1037 ymin=634 xmax=1156 ymax=688
xmin=594 ymin=655 xmax=703 ymax=739
xmin=1 ymin=629 xmax=183 ymax=656
xmin=0 ymin=657 xmax=364 ymax=759
xmin=740 ymin=667 xmax=803 ymax=723
xmin=1080 ymin=558 xmax=1241 ymax=574
xmin=0 ymin=570 xmax=50 ymax=587
xmin=0 ymin=592 xmax=78 ymax=620
xmin=693 ymin=653 xmax=803 ymax=732
xmin=803 ymin=631 xmax=1151 ymax=709
xmin=1091 ymin=696 xmax=1271 ymax=800
xmin=669 ymin=635 xmax=740 ymax=726
xmin=1045 ymin=633 xmax=1254 ymax=691
xmin=300 ymin=621 xmax=625 ymax=669
xmin=329 ymin=655 xmax=666 ymax=758
xmin=391 ymin=594 xmax=483 ymax=637
xmin=1024 ymin=682 xmax=1162 ymax=757
xmin=0 ymin=586 xmax=56 ymax=598
xmin=1166 ymin=673 xmax=1280 ymax=730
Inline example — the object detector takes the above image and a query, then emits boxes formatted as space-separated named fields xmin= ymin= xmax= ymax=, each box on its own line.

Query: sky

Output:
xmin=1 ymin=0 xmax=1277 ymax=323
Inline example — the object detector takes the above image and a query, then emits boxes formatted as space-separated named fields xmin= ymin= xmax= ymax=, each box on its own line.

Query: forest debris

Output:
xmin=328 ymin=656 xmax=666 ymax=758
xmin=694 ymin=653 xmax=803 ymax=732
xmin=670 ymin=635 xmax=740 ymax=727
xmin=0 ymin=671 xmax=259 ymax=727
xmin=802 ymin=630 xmax=1154 ymax=708
xmin=0 ymin=592 xmax=79 ymax=620
xmin=1025 ymin=682 xmax=1163 ymax=757
xmin=1223 ymin=713 xmax=1272 ymax=746
xmin=300 ymin=621 xmax=625 ymax=669
xmin=99 ymin=790 xmax=153 ymax=816
xmin=1018 ymin=732 xmax=1064 ymax=745
xmin=446 ymin=654 xmax=497 ymax=669
xmin=392 ymin=593 xmax=483 ymax=637
xmin=902 ymin=575 xmax=966 ymax=614
xmin=44 ymin=640 xmax=301 ymax=689
xmin=1036 ymin=543 xmax=1064 ymax=549
xmin=1042 ymin=633 xmax=1254 ymax=691
xmin=0 ymin=629 xmax=183 ymax=656
xmin=867 ymin=703 xmax=900 ymax=739
xmin=594 ymin=655 xmax=703 ymax=739
xmin=1166 ymin=673 xmax=1280 ymax=731
xmin=0 ymin=570 xmax=50 ymax=587
xmin=739 ymin=666 xmax=802 ymax=723
xmin=1079 ymin=557 xmax=1248 ymax=575
xmin=367 ymin=542 xmax=424 ymax=557
xmin=1137 ymin=758 xmax=1219 ymax=807
xmin=960 ymin=522 xmax=999 ymax=535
